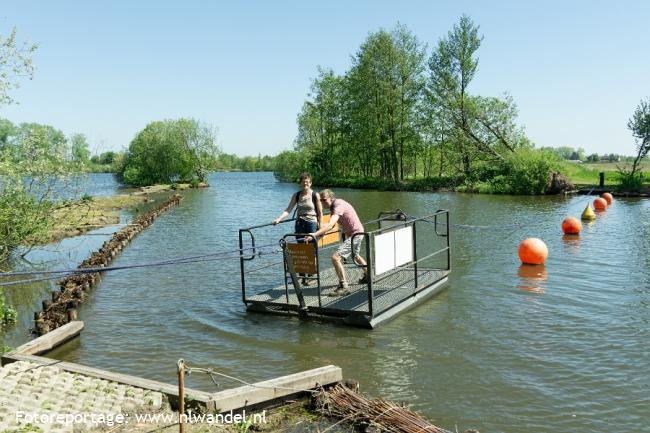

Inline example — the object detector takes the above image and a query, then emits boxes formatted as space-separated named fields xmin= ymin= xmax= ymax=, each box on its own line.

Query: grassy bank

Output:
xmin=34 ymin=182 xmax=208 ymax=246
xmin=561 ymin=161 xmax=650 ymax=186
xmin=44 ymin=195 xmax=148 ymax=243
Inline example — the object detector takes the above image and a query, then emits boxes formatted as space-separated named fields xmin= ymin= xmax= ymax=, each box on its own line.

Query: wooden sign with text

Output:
xmin=286 ymin=242 xmax=317 ymax=274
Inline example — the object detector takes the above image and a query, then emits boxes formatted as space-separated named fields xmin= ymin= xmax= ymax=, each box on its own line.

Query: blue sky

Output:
xmin=1 ymin=1 xmax=648 ymax=156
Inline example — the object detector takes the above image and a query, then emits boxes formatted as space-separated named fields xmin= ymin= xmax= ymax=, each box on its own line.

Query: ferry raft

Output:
xmin=239 ymin=210 xmax=451 ymax=328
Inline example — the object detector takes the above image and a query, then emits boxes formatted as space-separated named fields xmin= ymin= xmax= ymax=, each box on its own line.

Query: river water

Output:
xmin=2 ymin=172 xmax=649 ymax=433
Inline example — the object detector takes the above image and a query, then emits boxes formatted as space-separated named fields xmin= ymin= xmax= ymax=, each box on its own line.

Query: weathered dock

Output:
xmin=1 ymin=322 xmax=343 ymax=432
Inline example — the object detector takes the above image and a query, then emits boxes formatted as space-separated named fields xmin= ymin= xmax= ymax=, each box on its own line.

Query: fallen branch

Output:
xmin=314 ymin=383 xmax=449 ymax=433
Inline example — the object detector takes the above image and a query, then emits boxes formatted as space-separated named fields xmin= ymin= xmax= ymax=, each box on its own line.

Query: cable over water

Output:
xmin=0 ymin=243 xmax=282 ymax=287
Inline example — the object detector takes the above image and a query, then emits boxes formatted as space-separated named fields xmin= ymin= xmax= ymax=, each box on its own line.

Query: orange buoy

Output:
xmin=518 ymin=238 xmax=549 ymax=265
xmin=593 ymin=197 xmax=607 ymax=211
xmin=601 ymin=192 xmax=613 ymax=205
xmin=561 ymin=217 xmax=582 ymax=235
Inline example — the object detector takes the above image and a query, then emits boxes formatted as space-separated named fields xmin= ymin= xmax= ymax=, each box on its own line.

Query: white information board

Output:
xmin=373 ymin=225 xmax=413 ymax=276
xmin=394 ymin=226 xmax=413 ymax=266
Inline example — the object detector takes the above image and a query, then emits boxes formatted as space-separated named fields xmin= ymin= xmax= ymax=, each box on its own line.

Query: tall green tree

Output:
xmin=70 ymin=133 xmax=91 ymax=165
xmin=295 ymin=68 xmax=346 ymax=178
xmin=427 ymin=15 xmax=522 ymax=178
xmin=175 ymin=118 xmax=219 ymax=182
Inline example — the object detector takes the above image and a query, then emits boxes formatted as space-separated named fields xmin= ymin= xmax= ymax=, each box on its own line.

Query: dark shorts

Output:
xmin=295 ymin=218 xmax=318 ymax=242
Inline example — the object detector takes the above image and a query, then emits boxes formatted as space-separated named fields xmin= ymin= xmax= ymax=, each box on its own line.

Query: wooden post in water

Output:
xmin=177 ymin=359 xmax=186 ymax=433
xmin=599 ymin=172 xmax=605 ymax=188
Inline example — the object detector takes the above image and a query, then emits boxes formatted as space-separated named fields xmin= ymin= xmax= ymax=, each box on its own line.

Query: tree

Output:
xmin=619 ymin=98 xmax=650 ymax=186
xmin=0 ymin=122 xmax=74 ymax=261
xmin=0 ymin=28 xmax=38 ymax=106
xmin=70 ymin=133 xmax=91 ymax=165
xmin=0 ymin=28 xmax=37 ymax=322
xmin=427 ymin=16 xmax=523 ymax=178
xmin=587 ymin=153 xmax=599 ymax=162
xmin=119 ymin=118 xmax=219 ymax=186
xmin=0 ymin=118 xmax=17 ymax=149
xmin=175 ymin=118 xmax=219 ymax=182
xmin=295 ymin=68 xmax=346 ymax=178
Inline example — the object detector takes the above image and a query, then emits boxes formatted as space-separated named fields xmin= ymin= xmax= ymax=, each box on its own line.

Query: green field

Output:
xmin=561 ymin=161 xmax=650 ymax=186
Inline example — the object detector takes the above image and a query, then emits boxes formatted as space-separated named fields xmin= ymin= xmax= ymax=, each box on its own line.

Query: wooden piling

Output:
xmin=178 ymin=359 xmax=186 ymax=433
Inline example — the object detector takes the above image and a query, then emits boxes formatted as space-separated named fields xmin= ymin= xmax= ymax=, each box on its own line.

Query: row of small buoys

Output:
xmin=34 ymin=194 xmax=183 ymax=335
xmin=518 ymin=192 xmax=615 ymax=266
xmin=579 ymin=191 xmax=615 ymax=223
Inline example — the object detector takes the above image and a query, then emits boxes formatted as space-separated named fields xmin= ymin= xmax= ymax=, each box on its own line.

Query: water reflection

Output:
xmin=561 ymin=234 xmax=581 ymax=254
xmin=517 ymin=264 xmax=548 ymax=294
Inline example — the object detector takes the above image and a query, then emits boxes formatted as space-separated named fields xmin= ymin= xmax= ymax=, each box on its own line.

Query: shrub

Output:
xmin=499 ymin=148 xmax=561 ymax=195
xmin=617 ymin=170 xmax=644 ymax=191
xmin=0 ymin=291 xmax=17 ymax=325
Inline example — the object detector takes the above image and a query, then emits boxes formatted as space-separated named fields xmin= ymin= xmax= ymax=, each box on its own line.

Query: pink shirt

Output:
xmin=331 ymin=199 xmax=364 ymax=238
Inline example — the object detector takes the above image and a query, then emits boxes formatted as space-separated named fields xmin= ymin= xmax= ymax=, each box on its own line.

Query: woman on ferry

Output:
xmin=271 ymin=172 xmax=323 ymax=284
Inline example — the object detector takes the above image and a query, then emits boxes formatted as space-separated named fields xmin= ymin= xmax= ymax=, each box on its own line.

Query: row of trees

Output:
xmin=214 ymin=153 xmax=276 ymax=172
xmin=0 ymin=118 xmax=92 ymax=168
xmin=277 ymin=17 xmax=551 ymax=194
xmin=116 ymin=119 xmax=279 ymax=185
xmin=541 ymin=146 xmax=624 ymax=163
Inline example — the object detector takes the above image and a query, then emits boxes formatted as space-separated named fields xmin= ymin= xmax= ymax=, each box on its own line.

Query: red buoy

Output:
xmin=601 ymin=192 xmax=613 ymax=205
xmin=561 ymin=217 xmax=582 ymax=235
xmin=518 ymin=238 xmax=548 ymax=265
xmin=594 ymin=197 xmax=607 ymax=211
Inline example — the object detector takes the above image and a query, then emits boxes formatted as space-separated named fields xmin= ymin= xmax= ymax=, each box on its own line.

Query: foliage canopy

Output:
xmin=118 ymin=118 xmax=219 ymax=186
xmin=277 ymin=17 xmax=555 ymax=194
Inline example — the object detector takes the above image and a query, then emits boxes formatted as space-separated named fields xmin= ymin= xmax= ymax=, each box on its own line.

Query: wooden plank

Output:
xmin=14 ymin=321 xmax=84 ymax=356
xmin=1 ymin=353 xmax=214 ymax=406
xmin=2 ymin=352 xmax=341 ymax=413
xmin=209 ymin=365 xmax=342 ymax=412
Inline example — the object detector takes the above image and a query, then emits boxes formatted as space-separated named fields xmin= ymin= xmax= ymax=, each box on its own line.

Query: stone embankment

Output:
xmin=0 ymin=360 xmax=166 ymax=433
xmin=34 ymin=194 xmax=183 ymax=335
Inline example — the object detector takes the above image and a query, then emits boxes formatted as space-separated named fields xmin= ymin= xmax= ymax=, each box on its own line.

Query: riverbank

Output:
xmin=306 ymin=172 xmax=649 ymax=196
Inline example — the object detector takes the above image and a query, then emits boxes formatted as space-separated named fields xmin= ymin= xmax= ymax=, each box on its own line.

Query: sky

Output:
xmin=1 ymin=0 xmax=648 ymax=157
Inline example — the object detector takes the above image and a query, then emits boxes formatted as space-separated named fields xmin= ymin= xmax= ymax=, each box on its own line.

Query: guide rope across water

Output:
xmin=0 ymin=243 xmax=283 ymax=287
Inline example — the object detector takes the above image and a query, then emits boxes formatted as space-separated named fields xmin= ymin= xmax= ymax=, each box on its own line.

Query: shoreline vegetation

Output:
xmin=43 ymin=182 xmax=208 ymax=244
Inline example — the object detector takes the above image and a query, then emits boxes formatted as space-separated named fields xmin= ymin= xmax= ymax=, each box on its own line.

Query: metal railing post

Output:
xmin=366 ymin=233 xmax=373 ymax=317
xmin=315 ymin=239 xmax=322 ymax=308
xmin=446 ymin=211 xmax=451 ymax=271
xmin=238 ymin=230 xmax=246 ymax=303
xmin=412 ymin=221 xmax=418 ymax=291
